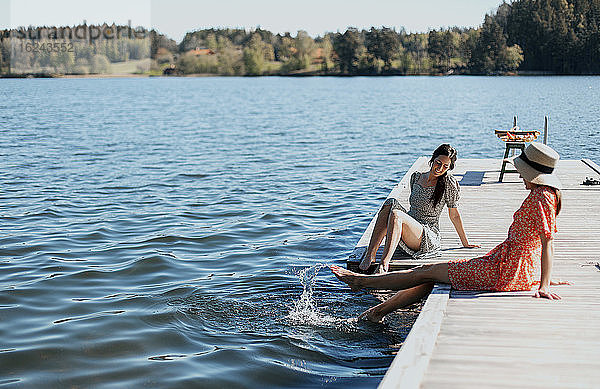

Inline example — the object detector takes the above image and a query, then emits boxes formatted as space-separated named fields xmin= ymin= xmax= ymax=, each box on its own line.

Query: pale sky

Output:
xmin=1 ymin=0 xmax=504 ymax=42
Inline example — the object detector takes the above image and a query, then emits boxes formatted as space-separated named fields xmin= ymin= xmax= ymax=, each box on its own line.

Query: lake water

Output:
xmin=1 ymin=76 xmax=599 ymax=388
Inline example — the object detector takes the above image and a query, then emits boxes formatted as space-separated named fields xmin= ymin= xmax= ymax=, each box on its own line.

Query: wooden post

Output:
xmin=544 ymin=116 xmax=549 ymax=144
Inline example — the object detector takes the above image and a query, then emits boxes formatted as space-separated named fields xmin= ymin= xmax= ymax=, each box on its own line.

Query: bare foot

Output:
xmin=329 ymin=265 xmax=364 ymax=292
xmin=358 ymin=251 xmax=374 ymax=271
xmin=375 ymin=264 xmax=388 ymax=274
xmin=358 ymin=306 xmax=385 ymax=323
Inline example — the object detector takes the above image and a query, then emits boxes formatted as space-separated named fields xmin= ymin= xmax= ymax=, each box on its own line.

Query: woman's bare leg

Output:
xmin=330 ymin=263 xmax=450 ymax=291
xmin=359 ymin=283 xmax=434 ymax=322
xmin=359 ymin=202 xmax=392 ymax=271
xmin=378 ymin=209 xmax=424 ymax=272
xmin=377 ymin=209 xmax=404 ymax=273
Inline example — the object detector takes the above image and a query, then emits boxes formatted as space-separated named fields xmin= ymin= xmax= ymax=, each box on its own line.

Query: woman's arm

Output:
xmin=534 ymin=235 xmax=561 ymax=299
xmin=448 ymin=207 xmax=480 ymax=248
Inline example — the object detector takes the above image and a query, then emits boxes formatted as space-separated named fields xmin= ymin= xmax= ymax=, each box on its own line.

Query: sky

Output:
xmin=1 ymin=0 xmax=504 ymax=42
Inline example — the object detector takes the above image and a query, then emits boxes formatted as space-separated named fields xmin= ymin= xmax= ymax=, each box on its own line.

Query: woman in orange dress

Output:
xmin=331 ymin=143 xmax=569 ymax=322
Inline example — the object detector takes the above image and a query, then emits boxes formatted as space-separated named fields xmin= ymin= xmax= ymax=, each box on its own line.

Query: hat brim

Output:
xmin=505 ymin=156 xmax=562 ymax=189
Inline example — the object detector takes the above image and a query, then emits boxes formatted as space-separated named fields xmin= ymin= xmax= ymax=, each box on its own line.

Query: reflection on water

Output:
xmin=1 ymin=76 xmax=599 ymax=387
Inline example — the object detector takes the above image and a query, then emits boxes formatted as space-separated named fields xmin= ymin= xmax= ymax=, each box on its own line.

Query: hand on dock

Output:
xmin=462 ymin=243 xmax=481 ymax=249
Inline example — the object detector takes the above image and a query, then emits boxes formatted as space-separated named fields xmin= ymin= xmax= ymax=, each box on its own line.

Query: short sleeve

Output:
xmin=532 ymin=188 xmax=557 ymax=240
xmin=410 ymin=172 xmax=419 ymax=190
xmin=444 ymin=174 xmax=460 ymax=208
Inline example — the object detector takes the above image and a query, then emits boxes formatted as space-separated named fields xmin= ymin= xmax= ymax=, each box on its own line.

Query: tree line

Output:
xmin=0 ymin=23 xmax=151 ymax=75
xmin=2 ymin=0 xmax=599 ymax=76
xmin=153 ymin=0 xmax=599 ymax=76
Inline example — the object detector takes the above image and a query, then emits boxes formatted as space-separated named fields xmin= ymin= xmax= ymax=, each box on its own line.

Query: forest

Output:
xmin=1 ymin=0 xmax=599 ymax=76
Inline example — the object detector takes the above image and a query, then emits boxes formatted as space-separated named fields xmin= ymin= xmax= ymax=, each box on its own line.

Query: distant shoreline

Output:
xmin=0 ymin=73 xmax=149 ymax=79
xmin=3 ymin=71 xmax=597 ymax=79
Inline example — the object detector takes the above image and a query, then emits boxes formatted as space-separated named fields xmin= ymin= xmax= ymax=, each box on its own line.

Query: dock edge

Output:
xmin=378 ymin=283 xmax=450 ymax=389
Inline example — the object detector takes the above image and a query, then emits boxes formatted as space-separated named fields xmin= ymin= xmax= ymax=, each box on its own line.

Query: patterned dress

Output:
xmin=385 ymin=171 xmax=460 ymax=259
xmin=448 ymin=186 xmax=558 ymax=291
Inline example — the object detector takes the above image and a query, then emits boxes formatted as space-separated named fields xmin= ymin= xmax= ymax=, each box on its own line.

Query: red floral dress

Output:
xmin=448 ymin=186 xmax=558 ymax=291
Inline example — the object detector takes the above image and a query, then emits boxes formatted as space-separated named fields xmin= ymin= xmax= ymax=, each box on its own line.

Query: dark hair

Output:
xmin=543 ymin=186 xmax=562 ymax=216
xmin=429 ymin=144 xmax=457 ymax=207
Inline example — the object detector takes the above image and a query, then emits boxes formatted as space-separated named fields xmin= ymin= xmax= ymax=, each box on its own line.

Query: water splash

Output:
xmin=286 ymin=263 xmax=338 ymax=326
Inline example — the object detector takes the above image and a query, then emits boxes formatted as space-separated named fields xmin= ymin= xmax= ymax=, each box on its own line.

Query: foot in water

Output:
xmin=358 ymin=306 xmax=385 ymax=323
xmin=329 ymin=265 xmax=364 ymax=292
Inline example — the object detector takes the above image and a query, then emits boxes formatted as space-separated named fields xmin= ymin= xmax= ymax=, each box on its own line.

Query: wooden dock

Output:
xmin=347 ymin=157 xmax=600 ymax=388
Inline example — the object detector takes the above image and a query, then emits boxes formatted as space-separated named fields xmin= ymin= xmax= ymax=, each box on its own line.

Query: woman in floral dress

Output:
xmin=332 ymin=142 xmax=568 ymax=322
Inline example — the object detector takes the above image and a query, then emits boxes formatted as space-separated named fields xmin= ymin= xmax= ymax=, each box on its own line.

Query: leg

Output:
xmin=330 ymin=262 xmax=450 ymax=291
xmin=359 ymin=201 xmax=394 ymax=271
xmin=359 ymin=283 xmax=434 ymax=323
xmin=378 ymin=209 xmax=424 ymax=272
xmin=499 ymin=144 xmax=511 ymax=182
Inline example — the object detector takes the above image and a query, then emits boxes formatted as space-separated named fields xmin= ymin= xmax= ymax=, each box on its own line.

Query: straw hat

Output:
xmin=505 ymin=142 xmax=562 ymax=189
